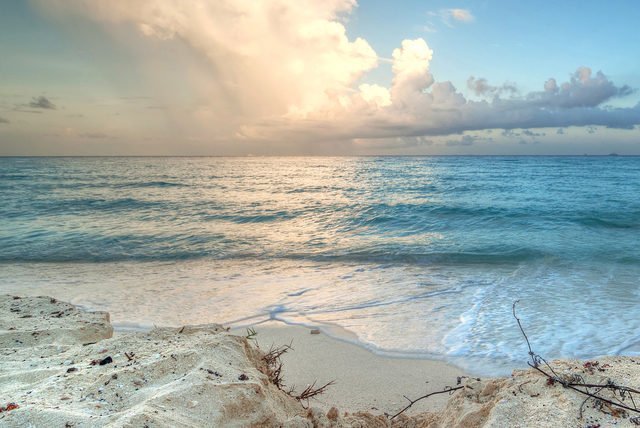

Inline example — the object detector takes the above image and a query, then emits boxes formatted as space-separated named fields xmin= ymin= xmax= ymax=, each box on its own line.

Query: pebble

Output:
xmin=310 ymin=329 xmax=321 ymax=335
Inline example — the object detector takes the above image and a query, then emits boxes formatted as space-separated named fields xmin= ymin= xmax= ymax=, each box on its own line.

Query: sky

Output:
xmin=1 ymin=0 xmax=639 ymax=155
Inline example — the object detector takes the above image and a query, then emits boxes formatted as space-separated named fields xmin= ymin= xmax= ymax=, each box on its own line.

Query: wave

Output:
xmin=0 ymin=245 xmax=594 ymax=265
xmin=571 ymin=215 xmax=640 ymax=230
xmin=24 ymin=197 xmax=170 ymax=214
xmin=115 ymin=181 xmax=189 ymax=188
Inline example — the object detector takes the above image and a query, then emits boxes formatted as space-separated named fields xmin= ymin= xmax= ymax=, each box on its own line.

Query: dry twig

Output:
xmin=293 ymin=380 xmax=335 ymax=409
xmin=260 ymin=341 xmax=334 ymax=406
xmin=513 ymin=300 xmax=640 ymax=419
xmin=389 ymin=385 xmax=465 ymax=420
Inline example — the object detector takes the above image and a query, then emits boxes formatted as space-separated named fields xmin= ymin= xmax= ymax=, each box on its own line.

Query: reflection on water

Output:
xmin=1 ymin=156 xmax=640 ymax=375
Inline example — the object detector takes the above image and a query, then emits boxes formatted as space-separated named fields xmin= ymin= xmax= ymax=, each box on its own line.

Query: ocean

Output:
xmin=1 ymin=156 xmax=639 ymax=375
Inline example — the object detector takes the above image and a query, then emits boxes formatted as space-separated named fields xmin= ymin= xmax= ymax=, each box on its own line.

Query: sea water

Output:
xmin=1 ymin=156 xmax=639 ymax=375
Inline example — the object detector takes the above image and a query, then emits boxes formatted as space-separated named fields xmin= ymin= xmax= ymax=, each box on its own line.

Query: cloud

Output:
xmin=467 ymin=77 xmax=517 ymax=97
xmin=447 ymin=9 xmax=474 ymax=23
xmin=33 ymin=1 xmax=639 ymax=153
xmin=446 ymin=135 xmax=478 ymax=146
xmin=358 ymin=83 xmax=391 ymax=108
xmin=241 ymin=55 xmax=639 ymax=144
xmin=528 ymin=67 xmax=633 ymax=108
xmin=28 ymin=96 xmax=56 ymax=110
xmin=36 ymin=0 xmax=377 ymax=125
xmin=0 ymin=117 xmax=9 ymax=124
xmin=425 ymin=8 xmax=475 ymax=31
xmin=522 ymin=129 xmax=545 ymax=137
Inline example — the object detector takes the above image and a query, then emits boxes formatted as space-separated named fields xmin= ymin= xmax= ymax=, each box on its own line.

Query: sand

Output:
xmin=2 ymin=295 xmax=640 ymax=427
xmin=233 ymin=322 xmax=466 ymax=414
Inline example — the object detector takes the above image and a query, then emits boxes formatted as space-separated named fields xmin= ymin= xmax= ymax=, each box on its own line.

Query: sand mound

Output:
xmin=421 ymin=357 xmax=640 ymax=428
xmin=1 ymin=295 xmax=112 ymax=348
xmin=1 ymin=296 xmax=304 ymax=427
xmin=2 ymin=295 xmax=640 ymax=427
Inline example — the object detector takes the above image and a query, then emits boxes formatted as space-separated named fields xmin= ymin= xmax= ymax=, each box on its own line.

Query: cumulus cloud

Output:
xmin=242 ymin=54 xmax=639 ymax=144
xmin=390 ymin=39 xmax=434 ymax=107
xmin=36 ymin=0 xmax=377 ymax=123
xmin=467 ymin=77 xmax=517 ymax=98
xmin=32 ymin=1 xmax=639 ymax=152
xmin=29 ymin=96 xmax=56 ymax=109
xmin=526 ymin=67 xmax=633 ymax=108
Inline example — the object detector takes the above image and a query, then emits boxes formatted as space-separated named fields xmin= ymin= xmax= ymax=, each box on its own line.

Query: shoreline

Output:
xmin=3 ymin=295 xmax=640 ymax=427
xmin=230 ymin=321 xmax=468 ymax=414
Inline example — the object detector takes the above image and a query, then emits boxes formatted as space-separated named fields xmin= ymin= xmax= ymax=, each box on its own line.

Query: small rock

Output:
xmin=310 ymin=329 xmax=321 ymax=335
xmin=99 ymin=356 xmax=113 ymax=366
xmin=66 ymin=367 xmax=78 ymax=373
xmin=238 ymin=374 xmax=249 ymax=381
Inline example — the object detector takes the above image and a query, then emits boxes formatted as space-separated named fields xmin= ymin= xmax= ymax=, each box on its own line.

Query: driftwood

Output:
xmin=388 ymin=385 xmax=465 ymax=420
xmin=389 ymin=301 xmax=640 ymax=422
xmin=513 ymin=300 xmax=640 ymax=421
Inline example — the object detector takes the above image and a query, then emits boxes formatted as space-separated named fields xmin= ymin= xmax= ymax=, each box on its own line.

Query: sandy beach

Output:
xmin=2 ymin=295 xmax=640 ymax=427
xmin=231 ymin=322 xmax=466 ymax=414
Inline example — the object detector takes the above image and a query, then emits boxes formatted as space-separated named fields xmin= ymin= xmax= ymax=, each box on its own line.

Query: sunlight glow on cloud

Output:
xmin=30 ymin=0 xmax=639 ymax=153
xmin=447 ymin=9 xmax=475 ymax=23
xmin=37 ymin=0 xmax=378 ymax=121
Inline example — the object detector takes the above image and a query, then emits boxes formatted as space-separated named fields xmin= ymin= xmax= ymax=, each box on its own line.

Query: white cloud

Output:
xmin=31 ymin=1 xmax=639 ymax=154
xmin=447 ymin=9 xmax=474 ymax=23
xmin=390 ymin=39 xmax=434 ymax=108
xmin=35 ymin=0 xmax=378 ymax=123
xmin=242 ymin=59 xmax=639 ymax=143
xmin=358 ymin=83 xmax=391 ymax=108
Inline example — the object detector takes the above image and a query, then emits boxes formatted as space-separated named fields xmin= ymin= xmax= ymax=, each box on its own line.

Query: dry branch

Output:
xmin=259 ymin=341 xmax=334 ymax=407
xmin=293 ymin=380 xmax=335 ymax=409
xmin=388 ymin=385 xmax=465 ymax=420
xmin=513 ymin=300 xmax=640 ymax=420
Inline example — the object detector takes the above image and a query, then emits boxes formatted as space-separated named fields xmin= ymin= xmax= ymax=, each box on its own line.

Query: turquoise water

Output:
xmin=1 ymin=156 xmax=639 ymax=374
